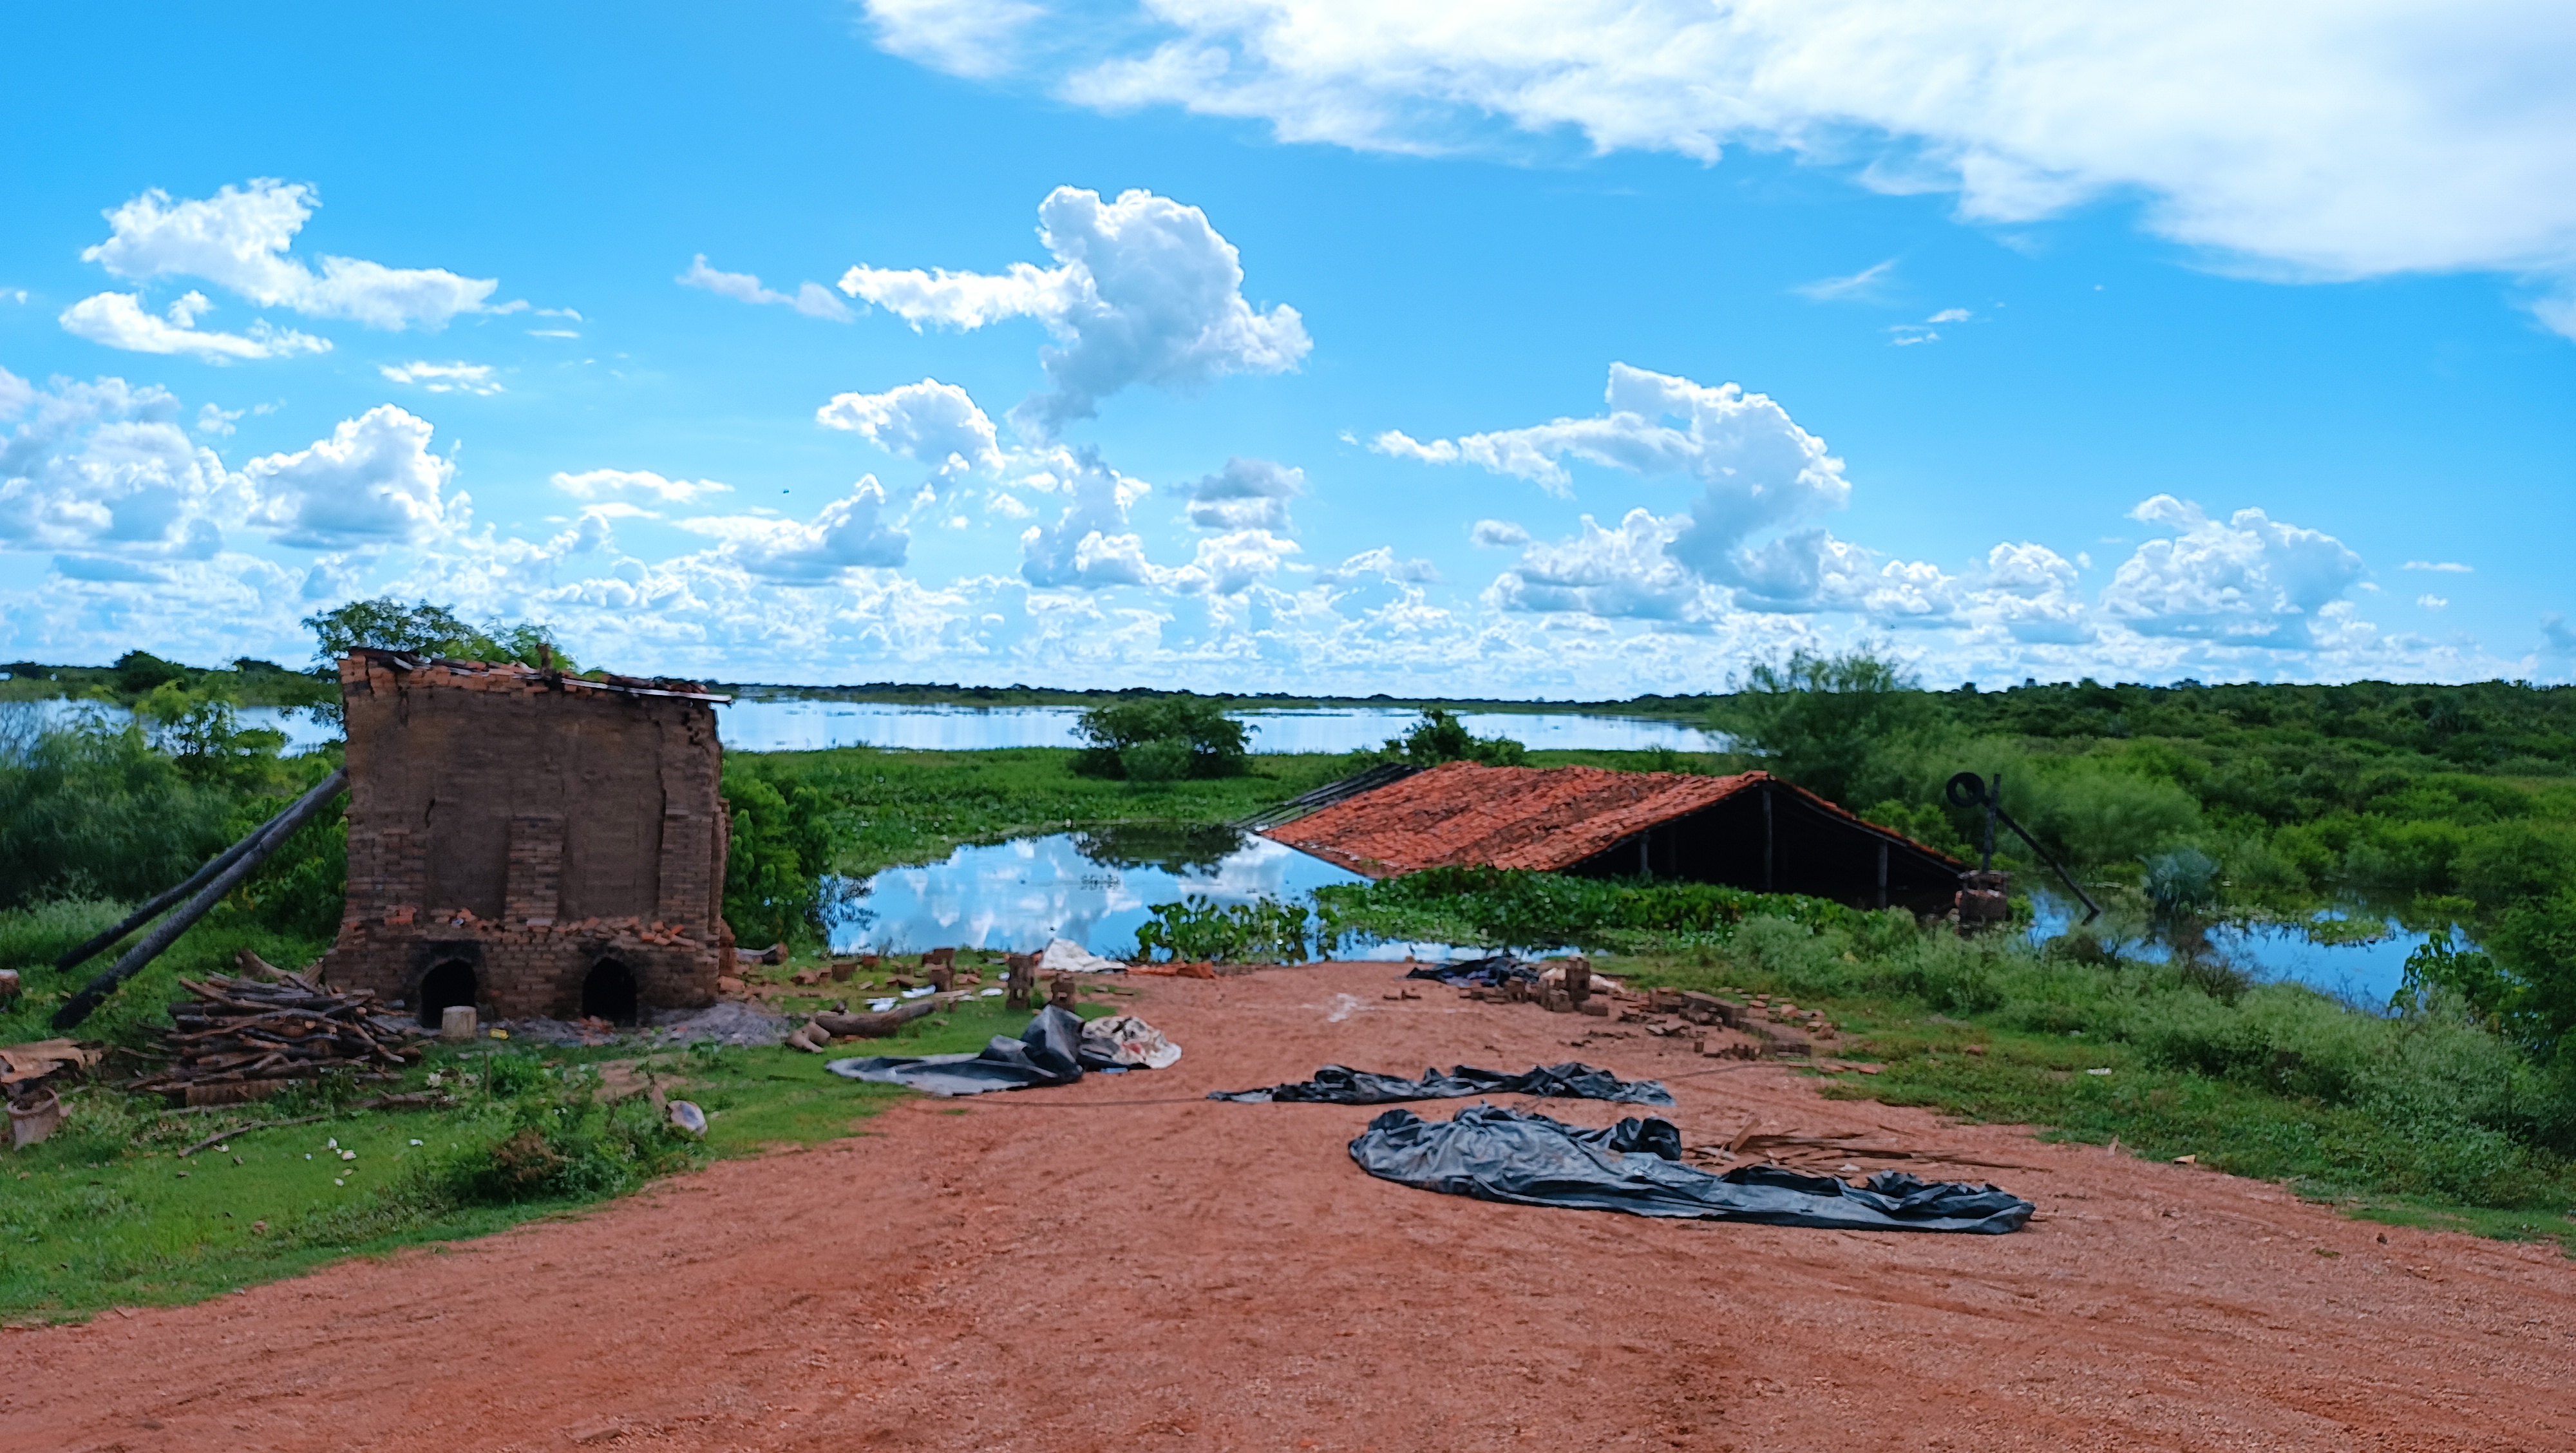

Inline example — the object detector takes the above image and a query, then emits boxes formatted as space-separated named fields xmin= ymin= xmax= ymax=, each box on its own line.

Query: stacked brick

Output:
xmin=318 ymin=649 xmax=738 ymax=1023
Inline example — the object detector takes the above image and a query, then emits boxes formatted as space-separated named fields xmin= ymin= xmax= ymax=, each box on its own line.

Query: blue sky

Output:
xmin=3 ymin=1 xmax=2571 ymax=694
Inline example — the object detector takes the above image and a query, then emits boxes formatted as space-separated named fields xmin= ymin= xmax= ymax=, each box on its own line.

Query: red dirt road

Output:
xmin=7 ymin=963 xmax=2575 ymax=1452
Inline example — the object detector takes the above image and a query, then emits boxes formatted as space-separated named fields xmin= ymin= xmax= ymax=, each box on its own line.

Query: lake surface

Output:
xmin=715 ymin=700 xmax=1721 ymax=755
xmin=17 ymin=698 xmax=342 ymax=752
xmin=17 ymin=696 xmax=1719 ymax=759
xmin=2028 ymin=891 xmax=2446 ymax=1010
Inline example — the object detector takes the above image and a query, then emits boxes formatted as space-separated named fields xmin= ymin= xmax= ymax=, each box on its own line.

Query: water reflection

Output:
xmin=2028 ymin=891 xmax=2457 ymax=1010
xmin=22 ymin=699 xmax=339 ymax=752
xmin=718 ymin=700 xmax=1721 ymax=755
xmin=828 ymin=829 xmax=1370 ymax=958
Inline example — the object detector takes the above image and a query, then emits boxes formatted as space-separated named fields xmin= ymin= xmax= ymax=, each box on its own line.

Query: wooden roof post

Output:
xmin=1762 ymin=785 xmax=1775 ymax=893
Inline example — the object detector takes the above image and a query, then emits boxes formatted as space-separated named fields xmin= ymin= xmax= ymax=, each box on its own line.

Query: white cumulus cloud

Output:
xmin=59 ymin=292 xmax=330 ymax=362
xmin=1489 ymin=509 xmax=1715 ymax=623
xmin=1017 ymin=448 xmax=1157 ymax=587
xmin=981 ymin=3 xmax=2576 ymax=334
xmin=1470 ymin=518 xmax=1530 ymax=548
xmin=2100 ymin=496 xmax=2367 ymax=645
xmin=245 ymin=405 xmax=456 ymax=549
xmin=83 ymin=179 xmax=498 ymax=330
xmin=1171 ymin=528 xmax=1302 ymax=594
xmin=678 ymin=478 xmax=911 ymax=580
xmin=0 ymin=374 xmax=249 ymax=556
xmin=864 ymin=0 xmax=1042 ymax=79
xmin=815 ymin=378 xmax=1004 ymax=479
xmin=839 ymin=186 xmax=1311 ymax=434
xmin=677 ymin=254 xmax=854 ymax=322
xmin=1185 ymin=456 xmax=1303 ymax=532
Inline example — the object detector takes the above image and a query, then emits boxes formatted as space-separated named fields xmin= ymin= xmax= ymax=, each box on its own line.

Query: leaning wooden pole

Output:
xmin=52 ymin=792 xmax=312 ymax=975
xmin=52 ymin=767 xmax=349 ymax=1031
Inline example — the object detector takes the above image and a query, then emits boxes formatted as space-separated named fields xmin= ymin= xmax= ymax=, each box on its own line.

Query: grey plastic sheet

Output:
xmin=1209 ymin=1062 xmax=1674 ymax=1106
xmin=827 ymin=1006 xmax=1092 ymax=1097
xmin=1350 ymin=1105 xmax=2035 ymax=1234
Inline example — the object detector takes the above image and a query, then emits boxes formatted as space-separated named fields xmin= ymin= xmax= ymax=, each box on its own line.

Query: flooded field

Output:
xmin=825 ymin=826 xmax=1375 ymax=958
xmin=2029 ymin=890 xmax=2454 ymax=1009
xmin=33 ymin=696 xmax=1721 ymax=758
xmin=717 ymin=699 xmax=1721 ymax=754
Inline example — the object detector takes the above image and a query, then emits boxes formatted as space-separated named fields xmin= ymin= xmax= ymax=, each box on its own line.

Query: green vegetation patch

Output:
xmin=1607 ymin=911 xmax=2576 ymax=1250
xmin=1 ymin=990 xmax=1056 ymax=1324
xmin=1318 ymin=866 xmax=1863 ymax=954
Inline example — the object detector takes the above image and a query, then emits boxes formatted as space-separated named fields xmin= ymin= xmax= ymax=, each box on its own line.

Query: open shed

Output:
xmin=1260 ymin=763 xmax=1963 ymax=912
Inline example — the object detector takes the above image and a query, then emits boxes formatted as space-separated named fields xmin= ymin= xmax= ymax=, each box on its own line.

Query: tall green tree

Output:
xmin=301 ymin=598 xmax=579 ymax=728
xmin=1711 ymin=648 xmax=1938 ymax=806
xmin=301 ymin=598 xmax=576 ymax=672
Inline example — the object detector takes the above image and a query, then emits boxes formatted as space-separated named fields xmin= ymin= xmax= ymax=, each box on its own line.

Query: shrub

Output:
xmin=2144 ymin=848 xmax=2222 ymax=918
xmin=1068 ymin=698 xmax=1250 ymax=781
xmin=723 ymin=768 xmax=835 ymax=947
xmin=0 ymin=707 xmax=238 ymax=910
xmin=1347 ymin=709 xmax=1526 ymax=770
xmin=1133 ymin=897 xmax=1329 ymax=962
xmin=1121 ymin=737 xmax=1194 ymax=784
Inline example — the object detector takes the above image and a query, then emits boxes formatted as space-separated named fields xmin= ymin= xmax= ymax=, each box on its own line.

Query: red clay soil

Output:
xmin=8 ymin=964 xmax=2576 ymax=1452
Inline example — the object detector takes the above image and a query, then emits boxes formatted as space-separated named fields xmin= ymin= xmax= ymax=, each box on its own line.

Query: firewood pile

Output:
xmin=128 ymin=954 xmax=425 ymax=1099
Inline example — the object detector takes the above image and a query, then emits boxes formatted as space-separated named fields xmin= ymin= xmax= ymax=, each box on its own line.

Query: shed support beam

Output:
xmin=1877 ymin=840 xmax=1889 ymax=911
xmin=1762 ymin=788 xmax=1774 ymax=893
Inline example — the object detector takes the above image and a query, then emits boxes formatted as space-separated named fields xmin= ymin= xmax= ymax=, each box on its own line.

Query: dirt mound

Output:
xmin=6 ymin=963 xmax=2572 ymax=1451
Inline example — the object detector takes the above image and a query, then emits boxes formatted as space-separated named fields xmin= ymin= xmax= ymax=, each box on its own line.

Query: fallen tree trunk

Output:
xmin=53 ymin=768 xmax=349 ymax=1031
xmin=810 ymin=1000 xmax=939 ymax=1038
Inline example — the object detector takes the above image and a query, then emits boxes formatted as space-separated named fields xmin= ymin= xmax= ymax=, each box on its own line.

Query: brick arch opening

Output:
xmin=417 ymin=960 xmax=479 ymax=1029
xmin=582 ymin=957 xmax=639 ymax=1026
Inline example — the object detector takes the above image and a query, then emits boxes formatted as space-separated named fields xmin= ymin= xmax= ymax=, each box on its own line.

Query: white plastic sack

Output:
xmin=1037 ymin=938 xmax=1125 ymax=974
xmin=1079 ymin=1013 xmax=1182 ymax=1070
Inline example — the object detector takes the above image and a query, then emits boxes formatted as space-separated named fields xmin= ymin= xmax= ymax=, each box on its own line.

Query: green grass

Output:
xmin=1608 ymin=926 xmax=2576 ymax=1252
xmin=0 ymin=973 xmax=1117 ymax=1324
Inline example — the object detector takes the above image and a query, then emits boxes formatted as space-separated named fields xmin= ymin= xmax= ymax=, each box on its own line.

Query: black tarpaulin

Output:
xmin=1403 ymin=955 xmax=1537 ymax=989
xmin=1350 ymin=1105 xmax=2035 ymax=1234
xmin=827 ymin=1006 xmax=1092 ymax=1097
xmin=1209 ymin=1062 xmax=1674 ymax=1106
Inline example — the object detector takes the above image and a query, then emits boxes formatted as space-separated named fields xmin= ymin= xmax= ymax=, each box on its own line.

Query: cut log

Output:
xmin=810 ymin=1000 xmax=937 ymax=1038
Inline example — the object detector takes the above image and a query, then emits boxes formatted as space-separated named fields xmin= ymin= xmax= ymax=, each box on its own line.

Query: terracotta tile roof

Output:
xmin=1261 ymin=761 xmax=1956 ymax=878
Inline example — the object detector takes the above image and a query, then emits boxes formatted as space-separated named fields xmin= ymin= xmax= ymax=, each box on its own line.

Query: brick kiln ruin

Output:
xmin=318 ymin=649 xmax=736 ymax=1027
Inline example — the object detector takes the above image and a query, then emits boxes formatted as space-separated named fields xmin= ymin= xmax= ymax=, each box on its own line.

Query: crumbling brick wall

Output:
xmin=320 ymin=651 xmax=734 ymax=1021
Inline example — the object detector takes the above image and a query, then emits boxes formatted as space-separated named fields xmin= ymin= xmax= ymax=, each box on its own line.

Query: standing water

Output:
xmin=2027 ymin=891 xmax=2458 ymax=1010
xmin=826 ymin=826 xmax=1370 ymax=958
xmin=714 ymin=701 xmax=1721 ymax=755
